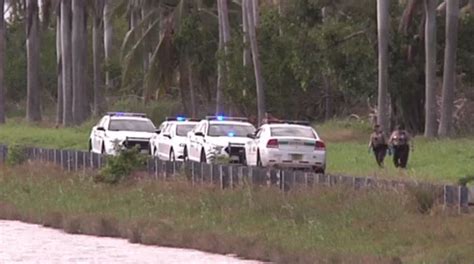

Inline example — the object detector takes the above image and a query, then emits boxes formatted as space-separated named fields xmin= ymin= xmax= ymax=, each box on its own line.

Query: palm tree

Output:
xmin=245 ymin=0 xmax=265 ymax=124
xmin=0 ymin=0 xmax=5 ymax=124
xmin=26 ymin=0 xmax=41 ymax=122
xmin=424 ymin=0 xmax=437 ymax=137
xmin=93 ymin=0 xmax=106 ymax=116
xmin=61 ymin=0 xmax=73 ymax=126
xmin=438 ymin=0 xmax=460 ymax=137
xmin=376 ymin=0 xmax=390 ymax=133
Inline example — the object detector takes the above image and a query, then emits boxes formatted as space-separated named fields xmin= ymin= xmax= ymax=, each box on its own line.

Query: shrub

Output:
xmin=6 ymin=145 xmax=27 ymax=166
xmin=98 ymin=146 xmax=147 ymax=184
xmin=458 ymin=175 xmax=474 ymax=186
xmin=407 ymin=184 xmax=441 ymax=214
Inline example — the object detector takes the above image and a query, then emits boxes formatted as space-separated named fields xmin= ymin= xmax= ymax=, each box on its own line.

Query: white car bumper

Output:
xmin=260 ymin=149 xmax=326 ymax=170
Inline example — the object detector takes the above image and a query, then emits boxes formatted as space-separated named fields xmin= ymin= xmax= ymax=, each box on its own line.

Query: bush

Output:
xmin=108 ymin=97 xmax=182 ymax=125
xmin=407 ymin=184 xmax=441 ymax=214
xmin=458 ymin=175 xmax=474 ymax=186
xmin=97 ymin=146 xmax=147 ymax=184
xmin=6 ymin=145 xmax=27 ymax=166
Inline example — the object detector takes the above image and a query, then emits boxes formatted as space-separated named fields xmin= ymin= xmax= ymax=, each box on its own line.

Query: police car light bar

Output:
xmin=206 ymin=116 xmax=249 ymax=122
xmin=107 ymin=112 xmax=147 ymax=117
xmin=266 ymin=120 xmax=311 ymax=126
xmin=166 ymin=116 xmax=201 ymax=122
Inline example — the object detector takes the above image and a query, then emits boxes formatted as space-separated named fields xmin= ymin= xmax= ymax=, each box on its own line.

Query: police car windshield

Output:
xmin=108 ymin=119 xmax=155 ymax=132
xmin=208 ymin=124 xmax=255 ymax=137
xmin=176 ymin=124 xmax=196 ymax=137
xmin=271 ymin=126 xmax=316 ymax=139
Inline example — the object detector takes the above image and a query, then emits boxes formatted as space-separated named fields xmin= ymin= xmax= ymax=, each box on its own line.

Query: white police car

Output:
xmin=150 ymin=117 xmax=199 ymax=161
xmin=245 ymin=120 xmax=326 ymax=173
xmin=185 ymin=116 xmax=256 ymax=164
xmin=89 ymin=112 xmax=157 ymax=155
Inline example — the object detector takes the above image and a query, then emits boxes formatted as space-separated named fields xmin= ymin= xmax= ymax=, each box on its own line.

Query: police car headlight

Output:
xmin=210 ymin=144 xmax=224 ymax=152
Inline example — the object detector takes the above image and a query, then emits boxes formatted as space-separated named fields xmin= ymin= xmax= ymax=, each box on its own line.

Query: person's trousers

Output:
xmin=393 ymin=145 xmax=409 ymax=168
xmin=373 ymin=145 xmax=388 ymax=167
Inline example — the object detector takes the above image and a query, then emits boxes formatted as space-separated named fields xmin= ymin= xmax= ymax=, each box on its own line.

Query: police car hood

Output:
xmin=206 ymin=136 xmax=252 ymax=147
xmin=107 ymin=131 xmax=154 ymax=141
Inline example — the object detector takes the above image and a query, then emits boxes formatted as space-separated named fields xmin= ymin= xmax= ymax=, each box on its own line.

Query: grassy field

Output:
xmin=1 ymin=119 xmax=474 ymax=183
xmin=1 ymin=164 xmax=474 ymax=263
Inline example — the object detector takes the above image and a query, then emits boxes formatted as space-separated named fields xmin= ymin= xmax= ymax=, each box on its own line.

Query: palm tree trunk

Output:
xmin=93 ymin=0 xmax=106 ymax=116
xmin=377 ymin=0 xmax=390 ymax=133
xmin=56 ymin=2 xmax=63 ymax=125
xmin=242 ymin=0 xmax=250 ymax=67
xmin=0 ymin=0 xmax=5 ymax=124
xmin=188 ymin=60 xmax=197 ymax=118
xmin=72 ymin=0 xmax=88 ymax=124
xmin=61 ymin=0 xmax=73 ymax=126
xmin=26 ymin=0 xmax=42 ymax=122
xmin=424 ymin=0 xmax=437 ymax=137
xmin=252 ymin=0 xmax=259 ymax=27
xmin=438 ymin=0 xmax=460 ymax=137
xmin=104 ymin=0 xmax=114 ymax=90
xmin=216 ymin=0 xmax=225 ymax=115
xmin=246 ymin=0 xmax=266 ymax=125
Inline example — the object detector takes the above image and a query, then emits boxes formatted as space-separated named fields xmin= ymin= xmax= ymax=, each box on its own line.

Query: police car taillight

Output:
xmin=315 ymin=140 xmax=325 ymax=151
xmin=266 ymin=139 xmax=279 ymax=149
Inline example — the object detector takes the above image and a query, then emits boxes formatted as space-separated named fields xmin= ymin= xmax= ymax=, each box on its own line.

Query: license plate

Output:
xmin=291 ymin=154 xmax=303 ymax=161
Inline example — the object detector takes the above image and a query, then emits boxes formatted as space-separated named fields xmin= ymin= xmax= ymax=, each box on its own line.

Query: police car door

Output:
xmin=161 ymin=123 xmax=174 ymax=160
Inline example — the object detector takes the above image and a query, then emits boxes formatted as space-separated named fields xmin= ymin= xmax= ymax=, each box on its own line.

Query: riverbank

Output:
xmin=1 ymin=164 xmax=474 ymax=263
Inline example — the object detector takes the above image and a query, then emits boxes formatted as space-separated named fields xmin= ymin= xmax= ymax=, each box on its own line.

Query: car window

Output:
xmin=108 ymin=119 xmax=156 ymax=132
xmin=176 ymin=124 xmax=196 ymax=137
xmin=208 ymin=123 xmax=255 ymax=137
xmin=162 ymin=123 xmax=172 ymax=135
xmin=270 ymin=126 xmax=316 ymax=139
xmin=255 ymin=128 xmax=263 ymax=139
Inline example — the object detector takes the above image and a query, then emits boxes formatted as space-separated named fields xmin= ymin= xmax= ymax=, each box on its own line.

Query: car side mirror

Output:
xmin=155 ymin=129 xmax=161 ymax=135
xmin=97 ymin=127 xmax=105 ymax=132
xmin=195 ymin=132 xmax=204 ymax=137
xmin=164 ymin=134 xmax=172 ymax=139
xmin=247 ymin=133 xmax=256 ymax=139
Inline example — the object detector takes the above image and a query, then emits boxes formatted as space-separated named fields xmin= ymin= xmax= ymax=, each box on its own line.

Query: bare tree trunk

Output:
xmin=179 ymin=62 xmax=190 ymax=115
xmin=61 ymin=0 xmax=73 ymax=126
xmin=26 ymin=0 xmax=42 ymax=122
xmin=424 ymin=0 xmax=437 ymax=137
xmin=72 ymin=0 xmax=88 ymax=124
xmin=55 ymin=3 xmax=63 ymax=125
xmin=104 ymin=0 xmax=114 ymax=90
xmin=471 ymin=0 xmax=474 ymax=12
xmin=93 ymin=0 xmax=106 ymax=116
xmin=242 ymin=0 xmax=250 ymax=67
xmin=377 ymin=0 xmax=390 ymax=133
xmin=438 ymin=0 xmax=459 ymax=137
xmin=246 ymin=0 xmax=266 ymax=125
xmin=0 ymin=0 xmax=5 ymax=124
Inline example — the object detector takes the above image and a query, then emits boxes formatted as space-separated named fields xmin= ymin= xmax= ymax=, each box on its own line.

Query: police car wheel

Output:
xmin=101 ymin=144 xmax=105 ymax=155
xmin=200 ymin=150 xmax=206 ymax=163
xmin=183 ymin=147 xmax=188 ymax=161
xmin=169 ymin=149 xmax=175 ymax=162
xmin=257 ymin=151 xmax=263 ymax=167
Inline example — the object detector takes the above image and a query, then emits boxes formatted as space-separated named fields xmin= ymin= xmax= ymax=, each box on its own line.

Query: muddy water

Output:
xmin=0 ymin=220 xmax=262 ymax=264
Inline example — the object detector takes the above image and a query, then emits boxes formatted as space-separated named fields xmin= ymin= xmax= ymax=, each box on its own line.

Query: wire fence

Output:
xmin=0 ymin=144 xmax=469 ymax=213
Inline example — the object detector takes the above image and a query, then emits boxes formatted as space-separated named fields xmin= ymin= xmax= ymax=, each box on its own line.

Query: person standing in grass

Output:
xmin=389 ymin=125 xmax=412 ymax=168
xmin=368 ymin=124 xmax=388 ymax=168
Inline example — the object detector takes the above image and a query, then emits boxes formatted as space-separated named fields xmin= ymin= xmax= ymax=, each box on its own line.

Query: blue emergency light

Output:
xmin=228 ymin=132 xmax=235 ymax=137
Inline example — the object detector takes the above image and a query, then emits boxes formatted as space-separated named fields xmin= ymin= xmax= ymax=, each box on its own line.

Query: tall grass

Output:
xmin=1 ymin=164 xmax=474 ymax=263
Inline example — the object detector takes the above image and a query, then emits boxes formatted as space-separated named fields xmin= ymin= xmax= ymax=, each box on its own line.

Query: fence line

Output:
xmin=0 ymin=144 xmax=469 ymax=213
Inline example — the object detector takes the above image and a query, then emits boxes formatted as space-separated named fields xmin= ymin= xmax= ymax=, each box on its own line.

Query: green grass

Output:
xmin=1 ymin=164 xmax=474 ymax=263
xmin=0 ymin=119 xmax=91 ymax=150
xmin=317 ymin=120 xmax=474 ymax=183
xmin=1 ymin=118 xmax=474 ymax=183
